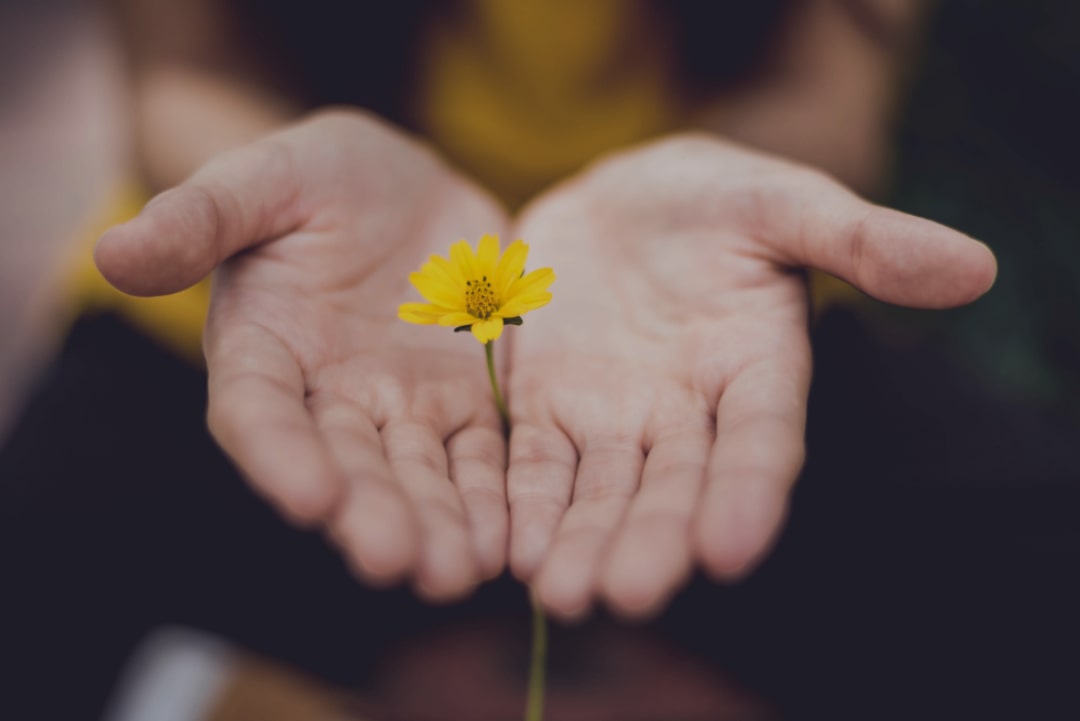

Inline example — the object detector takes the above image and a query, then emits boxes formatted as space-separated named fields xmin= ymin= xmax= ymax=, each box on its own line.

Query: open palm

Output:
xmin=96 ymin=111 xmax=511 ymax=599
xmin=505 ymin=135 xmax=997 ymax=619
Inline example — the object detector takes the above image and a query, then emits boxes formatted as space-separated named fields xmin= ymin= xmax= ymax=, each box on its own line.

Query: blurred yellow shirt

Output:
xmin=66 ymin=0 xmax=851 ymax=363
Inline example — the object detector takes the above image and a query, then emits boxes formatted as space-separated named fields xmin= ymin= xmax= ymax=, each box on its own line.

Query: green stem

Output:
xmin=484 ymin=341 xmax=510 ymax=429
xmin=525 ymin=592 xmax=548 ymax=721
xmin=482 ymin=340 xmax=545 ymax=720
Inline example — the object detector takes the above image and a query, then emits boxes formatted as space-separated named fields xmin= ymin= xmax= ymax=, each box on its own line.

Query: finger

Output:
xmin=768 ymin=176 xmax=997 ymax=308
xmin=599 ymin=426 xmax=712 ymax=619
xmin=696 ymin=346 xmax=811 ymax=580
xmin=381 ymin=419 xmax=480 ymax=601
xmin=534 ymin=439 xmax=644 ymax=621
xmin=95 ymin=138 xmax=305 ymax=296
xmin=314 ymin=402 xmax=421 ymax=587
xmin=446 ymin=422 xmax=509 ymax=580
xmin=205 ymin=322 xmax=343 ymax=524
xmin=507 ymin=423 xmax=578 ymax=581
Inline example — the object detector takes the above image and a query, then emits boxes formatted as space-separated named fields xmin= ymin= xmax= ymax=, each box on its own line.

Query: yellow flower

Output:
xmin=398 ymin=234 xmax=555 ymax=343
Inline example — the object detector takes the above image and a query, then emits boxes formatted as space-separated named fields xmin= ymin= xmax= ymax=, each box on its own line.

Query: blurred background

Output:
xmin=2 ymin=1 xmax=1079 ymax=719
xmin=0 ymin=0 xmax=127 ymax=440
xmin=3 ymin=0 xmax=1080 ymax=435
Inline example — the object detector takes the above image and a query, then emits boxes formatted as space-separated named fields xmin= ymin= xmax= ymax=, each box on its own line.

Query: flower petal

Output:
xmin=470 ymin=316 xmax=504 ymax=343
xmin=398 ymin=302 xmax=445 ymax=325
xmin=476 ymin=234 xmax=500 ymax=278
xmin=423 ymin=255 xmax=464 ymax=289
xmin=436 ymin=311 xmax=478 ymax=327
xmin=497 ymin=291 xmax=552 ymax=318
xmin=450 ymin=239 xmax=479 ymax=280
xmin=507 ymin=267 xmax=555 ymax=299
xmin=494 ymin=240 xmax=529 ymax=297
xmin=410 ymin=271 xmax=465 ymax=309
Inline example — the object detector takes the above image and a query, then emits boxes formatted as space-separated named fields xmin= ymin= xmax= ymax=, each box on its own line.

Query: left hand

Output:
xmin=504 ymin=134 xmax=997 ymax=620
xmin=95 ymin=110 xmax=511 ymax=600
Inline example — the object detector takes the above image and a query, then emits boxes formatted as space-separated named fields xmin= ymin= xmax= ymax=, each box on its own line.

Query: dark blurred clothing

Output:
xmin=4 ymin=2 xmax=1080 ymax=719
xmin=231 ymin=0 xmax=794 ymax=122
xmin=2 ymin=311 xmax=1078 ymax=719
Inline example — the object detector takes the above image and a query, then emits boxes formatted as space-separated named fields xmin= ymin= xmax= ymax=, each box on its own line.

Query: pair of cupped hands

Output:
xmin=95 ymin=110 xmax=996 ymax=620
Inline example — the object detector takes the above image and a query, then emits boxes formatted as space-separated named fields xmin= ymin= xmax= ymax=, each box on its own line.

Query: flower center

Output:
xmin=465 ymin=276 xmax=498 ymax=319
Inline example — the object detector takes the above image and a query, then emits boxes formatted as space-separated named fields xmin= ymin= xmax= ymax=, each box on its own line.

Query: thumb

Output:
xmin=94 ymin=141 xmax=303 ymax=296
xmin=770 ymin=177 xmax=997 ymax=309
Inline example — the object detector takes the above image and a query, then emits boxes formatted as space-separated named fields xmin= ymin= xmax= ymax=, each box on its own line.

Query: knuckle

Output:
xmin=170 ymin=184 xmax=224 ymax=273
xmin=418 ymin=493 xmax=467 ymax=525
xmin=847 ymin=207 xmax=879 ymax=286
xmin=507 ymin=489 xmax=566 ymax=519
xmin=280 ymin=485 xmax=336 ymax=525
xmin=648 ymin=456 xmax=706 ymax=485
xmin=459 ymin=484 xmax=506 ymax=509
xmin=754 ymin=435 xmax=805 ymax=484
xmin=573 ymin=481 xmax=634 ymax=505
xmin=448 ymin=429 xmax=506 ymax=470
xmin=632 ymin=508 xmax=693 ymax=537
xmin=510 ymin=429 xmax=575 ymax=467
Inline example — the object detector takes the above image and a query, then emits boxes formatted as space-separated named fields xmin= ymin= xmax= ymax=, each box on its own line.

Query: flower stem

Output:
xmin=484 ymin=341 xmax=510 ymax=429
xmin=482 ymin=340 xmax=545 ymax=720
xmin=525 ymin=591 xmax=548 ymax=721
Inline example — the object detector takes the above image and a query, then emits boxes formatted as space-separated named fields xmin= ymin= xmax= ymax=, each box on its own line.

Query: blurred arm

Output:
xmin=110 ymin=0 xmax=301 ymax=191
xmin=698 ymin=0 xmax=934 ymax=195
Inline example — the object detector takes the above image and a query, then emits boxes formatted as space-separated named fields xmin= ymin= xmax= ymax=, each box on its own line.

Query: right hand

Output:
xmin=501 ymin=134 xmax=997 ymax=619
xmin=95 ymin=110 xmax=511 ymax=601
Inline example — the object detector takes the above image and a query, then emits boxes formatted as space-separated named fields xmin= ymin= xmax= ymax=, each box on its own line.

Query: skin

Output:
xmin=91 ymin=0 xmax=960 ymax=618
xmin=95 ymin=112 xmax=996 ymax=614
xmin=97 ymin=111 xmax=513 ymax=601
xmin=506 ymin=135 xmax=996 ymax=620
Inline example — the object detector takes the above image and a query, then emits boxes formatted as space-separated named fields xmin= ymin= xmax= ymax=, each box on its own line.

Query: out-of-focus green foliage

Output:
xmin=882 ymin=0 xmax=1080 ymax=415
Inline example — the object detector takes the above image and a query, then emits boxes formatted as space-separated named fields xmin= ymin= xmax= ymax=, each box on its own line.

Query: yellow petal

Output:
xmin=398 ymin=302 xmax=444 ymax=324
xmin=476 ymin=234 xmax=500 ymax=277
xmin=423 ymin=255 xmax=464 ymax=289
xmin=410 ymin=272 xmax=465 ymax=309
xmin=470 ymin=316 xmax=504 ymax=343
xmin=431 ymin=254 xmax=466 ymax=286
xmin=507 ymin=267 xmax=555 ymax=299
xmin=436 ymin=311 xmax=478 ymax=327
xmin=497 ymin=291 xmax=552 ymax=318
xmin=449 ymin=239 xmax=479 ymax=280
xmin=494 ymin=239 xmax=529 ymax=297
